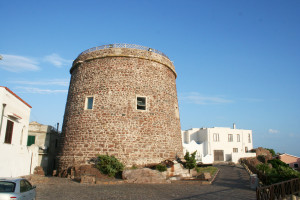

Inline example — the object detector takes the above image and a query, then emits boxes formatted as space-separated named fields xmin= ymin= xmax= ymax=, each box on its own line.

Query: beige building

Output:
xmin=28 ymin=121 xmax=59 ymax=175
xmin=279 ymin=153 xmax=300 ymax=170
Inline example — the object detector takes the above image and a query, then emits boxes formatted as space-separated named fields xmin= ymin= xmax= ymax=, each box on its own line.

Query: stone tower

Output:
xmin=58 ymin=44 xmax=183 ymax=170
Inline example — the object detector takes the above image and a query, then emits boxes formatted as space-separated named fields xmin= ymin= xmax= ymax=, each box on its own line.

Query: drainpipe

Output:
xmin=0 ymin=103 xmax=6 ymax=136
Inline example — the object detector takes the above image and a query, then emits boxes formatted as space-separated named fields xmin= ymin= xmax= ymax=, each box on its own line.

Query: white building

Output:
xmin=0 ymin=86 xmax=38 ymax=177
xmin=182 ymin=124 xmax=256 ymax=164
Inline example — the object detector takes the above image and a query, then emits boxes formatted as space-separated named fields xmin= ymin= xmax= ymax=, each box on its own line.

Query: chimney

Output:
xmin=233 ymin=123 xmax=236 ymax=129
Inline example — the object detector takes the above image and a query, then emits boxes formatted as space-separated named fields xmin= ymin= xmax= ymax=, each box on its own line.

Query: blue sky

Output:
xmin=0 ymin=0 xmax=299 ymax=156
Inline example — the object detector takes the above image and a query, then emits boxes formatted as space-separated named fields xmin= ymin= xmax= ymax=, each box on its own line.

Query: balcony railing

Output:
xmin=78 ymin=43 xmax=169 ymax=59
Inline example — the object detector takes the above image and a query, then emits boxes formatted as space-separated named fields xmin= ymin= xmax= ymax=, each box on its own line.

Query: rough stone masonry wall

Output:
xmin=58 ymin=47 xmax=183 ymax=171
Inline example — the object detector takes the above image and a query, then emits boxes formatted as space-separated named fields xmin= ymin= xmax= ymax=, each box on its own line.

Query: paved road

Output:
xmin=36 ymin=164 xmax=256 ymax=200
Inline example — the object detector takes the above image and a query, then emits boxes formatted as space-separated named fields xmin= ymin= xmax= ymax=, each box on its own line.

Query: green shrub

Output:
xmin=94 ymin=155 xmax=124 ymax=177
xmin=257 ymin=155 xmax=266 ymax=163
xmin=256 ymin=159 xmax=300 ymax=185
xmin=184 ymin=151 xmax=197 ymax=173
xmin=266 ymin=166 xmax=300 ymax=185
xmin=155 ymin=164 xmax=167 ymax=172
xmin=268 ymin=159 xmax=288 ymax=169
xmin=256 ymin=163 xmax=270 ymax=174
xmin=266 ymin=148 xmax=276 ymax=157
xmin=131 ymin=165 xmax=138 ymax=170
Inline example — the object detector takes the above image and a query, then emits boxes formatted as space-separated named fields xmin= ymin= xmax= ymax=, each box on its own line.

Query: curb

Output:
xmin=209 ymin=169 xmax=220 ymax=184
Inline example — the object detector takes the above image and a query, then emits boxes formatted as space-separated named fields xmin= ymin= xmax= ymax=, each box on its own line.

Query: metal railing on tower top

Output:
xmin=78 ymin=43 xmax=169 ymax=59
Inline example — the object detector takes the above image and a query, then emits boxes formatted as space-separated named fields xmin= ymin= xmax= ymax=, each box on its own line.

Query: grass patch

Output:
xmin=195 ymin=166 xmax=218 ymax=176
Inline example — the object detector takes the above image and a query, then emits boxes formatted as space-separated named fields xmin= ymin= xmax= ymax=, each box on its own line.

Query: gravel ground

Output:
xmin=35 ymin=164 xmax=256 ymax=200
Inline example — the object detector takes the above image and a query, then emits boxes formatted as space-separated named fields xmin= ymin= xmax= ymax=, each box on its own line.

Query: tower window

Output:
xmin=85 ymin=96 xmax=94 ymax=110
xmin=137 ymin=97 xmax=146 ymax=110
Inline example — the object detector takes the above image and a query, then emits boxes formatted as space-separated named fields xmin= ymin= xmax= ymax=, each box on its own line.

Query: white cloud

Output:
xmin=179 ymin=92 xmax=233 ymax=105
xmin=10 ymin=79 xmax=69 ymax=87
xmin=43 ymin=53 xmax=72 ymax=67
xmin=268 ymin=129 xmax=279 ymax=134
xmin=15 ymin=87 xmax=68 ymax=94
xmin=0 ymin=54 xmax=40 ymax=72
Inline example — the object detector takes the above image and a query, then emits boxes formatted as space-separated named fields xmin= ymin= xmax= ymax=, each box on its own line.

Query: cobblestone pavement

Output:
xmin=35 ymin=164 xmax=256 ymax=200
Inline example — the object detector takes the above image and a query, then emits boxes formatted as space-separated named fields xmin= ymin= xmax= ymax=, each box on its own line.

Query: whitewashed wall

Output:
xmin=0 ymin=87 xmax=38 ymax=177
xmin=0 ymin=144 xmax=38 ymax=177
xmin=232 ymin=152 xmax=256 ymax=163
xmin=182 ymin=126 xmax=255 ymax=163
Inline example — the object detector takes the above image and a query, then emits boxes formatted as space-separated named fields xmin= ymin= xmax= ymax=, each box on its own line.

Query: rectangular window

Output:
xmin=27 ymin=135 xmax=36 ymax=146
xmin=137 ymin=97 xmax=146 ymax=110
xmin=213 ymin=133 xmax=219 ymax=142
xmin=245 ymin=147 xmax=248 ymax=152
xmin=4 ymin=120 xmax=14 ymax=144
xmin=294 ymin=163 xmax=299 ymax=168
xmin=85 ymin=96 xmax=94 ymax=110
xmin=228 ymin=134 xmax=233 ymax=142
xmin=248 ymin=134 xmax=251 ymax=143
xmin=0 ymin=181 xmax=16 ymax=193
xmin=237 ymin=134 xmax=240 ymax=142
xmin=233 ymin=148 xmax=238 ymax=153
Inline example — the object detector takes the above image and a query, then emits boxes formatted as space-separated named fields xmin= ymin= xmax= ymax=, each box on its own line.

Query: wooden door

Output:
xmin=214 ymin=150 xmax=224 ymax=161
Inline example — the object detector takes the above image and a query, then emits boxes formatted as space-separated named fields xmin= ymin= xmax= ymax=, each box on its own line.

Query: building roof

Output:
xmin=280 ymin=153 xmax=300 ymax=159
xmin=0 ymin=86 xmax=32 ymax=108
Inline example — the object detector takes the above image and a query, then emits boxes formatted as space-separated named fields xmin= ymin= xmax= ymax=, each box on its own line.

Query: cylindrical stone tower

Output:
xmin=58 ymin=44 xmax=183 ymax=170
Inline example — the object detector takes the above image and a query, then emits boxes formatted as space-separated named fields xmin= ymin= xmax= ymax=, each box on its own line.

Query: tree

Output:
xmin=184 ymin=151 xmax=197 ymax=173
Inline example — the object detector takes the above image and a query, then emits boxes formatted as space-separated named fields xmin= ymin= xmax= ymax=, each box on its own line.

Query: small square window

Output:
xmin=137 ymin=97 xmax=146 ymax=110
xmin=85 ymin=96 xmax=94 ymax=110
xmin=233 ymin=148 xmax=238 ymax=153
xmin=294 ymin=163 xmax=299 ymax=168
